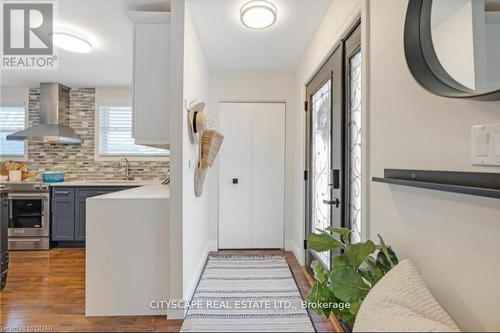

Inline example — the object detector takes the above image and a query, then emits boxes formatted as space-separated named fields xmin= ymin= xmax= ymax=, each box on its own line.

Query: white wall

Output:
xmin=210 ymin=72 xmax=296 ymax=254
xmin=168 ymin=0 xmax=185 ymax=319
xmin=292 ymin=0 xmax=363 ymax=264
xmin=169 ymin=0 xmax=216 ymax=319
xmin=369 ymin=1 xmax=500 ymax=330
xmin=486 ymin=13 xmax=500 ymax=89
xmin=182 ymin=1 xmax=217 ymax=301
xmin=431 ymin=0 xmax=477 ymax=90
xmin=291 ymin=0 xmax=500 ymax=330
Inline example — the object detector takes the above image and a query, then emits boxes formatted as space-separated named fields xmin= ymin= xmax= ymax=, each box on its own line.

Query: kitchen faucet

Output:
xmin=119 ymin=158 xmax=133 ymax=180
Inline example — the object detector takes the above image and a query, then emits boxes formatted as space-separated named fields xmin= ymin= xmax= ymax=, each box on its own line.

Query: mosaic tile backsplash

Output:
xmin=25 ymin=88 xmax=168 ymax=181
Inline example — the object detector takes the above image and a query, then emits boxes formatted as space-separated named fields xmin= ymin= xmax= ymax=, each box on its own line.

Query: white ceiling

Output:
xmin=1 ymin=0 xmax=332 ymax=88
xmin=1 ymin=0 xmax=169 ymax=88
xmin=187 ymin=0 xmax=333 ymax=72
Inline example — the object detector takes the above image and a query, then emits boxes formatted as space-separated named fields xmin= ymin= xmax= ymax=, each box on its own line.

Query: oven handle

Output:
xmin=9 ymin=199 xmax=13 ymax=219
xmin=8 ymin=193 xmax=49 ymax=198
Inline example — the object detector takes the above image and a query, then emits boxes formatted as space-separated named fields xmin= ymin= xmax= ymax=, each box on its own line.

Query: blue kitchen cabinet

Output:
xmin=52 ymin=186 xmax=135 ymax=244
xmin=51 ymin=187 xmax=75 ymax=241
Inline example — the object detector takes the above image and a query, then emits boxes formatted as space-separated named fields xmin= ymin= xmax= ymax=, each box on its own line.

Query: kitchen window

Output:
xmin=97 ymin=106 xmax=168 ymax=158
xmin=0 ymin=106 xmax=27 ymax=160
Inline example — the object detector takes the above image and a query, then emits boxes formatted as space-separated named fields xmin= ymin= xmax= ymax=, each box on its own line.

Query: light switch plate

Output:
xmin=472 ymin=124 xmax=500 ymax=166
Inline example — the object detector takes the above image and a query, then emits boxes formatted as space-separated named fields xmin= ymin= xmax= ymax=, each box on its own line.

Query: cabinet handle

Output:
xmin=55 ymin=191 xmax=70 ymax=195
xmin=96 ymin=192 xmax=107 ymax=195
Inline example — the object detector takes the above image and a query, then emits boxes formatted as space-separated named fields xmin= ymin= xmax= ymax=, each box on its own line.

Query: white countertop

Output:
xmin=0 ymin=179 xmax=164 ymax=187
xmin=52 ymin=180 xmax=162 ymax=187
xmin=88 ymin=184 xmax=169 ymax=199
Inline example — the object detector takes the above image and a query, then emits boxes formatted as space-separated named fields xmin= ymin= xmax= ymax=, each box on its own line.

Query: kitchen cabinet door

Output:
xmin=75 ymin=199 xmax=86 ymax=241
xmin=132 ymin=20 xmax=170 ymax=147
xmin=51 ymin=188 xmax=75 ymax=241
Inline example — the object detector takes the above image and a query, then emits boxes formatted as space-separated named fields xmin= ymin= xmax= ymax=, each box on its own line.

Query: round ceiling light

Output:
xmin=51 ymin=32 xmax=93 ymax=53
xmin=240 ymin=0 xmax=278 ymax=30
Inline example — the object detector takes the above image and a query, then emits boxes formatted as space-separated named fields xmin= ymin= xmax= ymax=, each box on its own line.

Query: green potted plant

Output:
xmin=307 ymin=227 xmax=398 ymax=328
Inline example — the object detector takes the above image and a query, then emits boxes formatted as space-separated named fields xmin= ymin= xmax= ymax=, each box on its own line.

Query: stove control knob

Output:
xmin=33 ymin=184 xmax=41 ymax=190
xmin=41 ymin=184 xmax=49 ymax=191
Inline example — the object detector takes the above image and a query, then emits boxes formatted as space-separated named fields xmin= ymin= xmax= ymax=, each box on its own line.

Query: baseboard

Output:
xmin=285 ymin=239 xmax=303 ymax=265
xmin=166 ymin=307 xmax=185 ymax=320
xmin=183 ymin=240 xmax=216 ymax=308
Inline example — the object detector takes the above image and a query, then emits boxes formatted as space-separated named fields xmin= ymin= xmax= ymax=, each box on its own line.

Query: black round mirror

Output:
xmin=404 ymin=0 xmax=500 ymax=100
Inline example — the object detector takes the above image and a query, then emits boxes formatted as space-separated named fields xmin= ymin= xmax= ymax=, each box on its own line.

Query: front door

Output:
xmin=305 ymin=45 xmax=343 ymax=269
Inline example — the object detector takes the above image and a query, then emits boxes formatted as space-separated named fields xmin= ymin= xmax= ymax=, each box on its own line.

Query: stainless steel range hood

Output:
xmin=7 ymin=83 xmax=82 ymax=144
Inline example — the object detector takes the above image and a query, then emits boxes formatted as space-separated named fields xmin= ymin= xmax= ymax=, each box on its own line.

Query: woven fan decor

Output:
xmin=193 ymin=129 xmax=224 ymax=197
xmin=201 ymin=130 xmax=224 ymax=167
xmin=194 ymin=165 xmax=208 ymax=197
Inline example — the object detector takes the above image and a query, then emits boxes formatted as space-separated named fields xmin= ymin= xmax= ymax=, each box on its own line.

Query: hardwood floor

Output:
xmin=1 ymin=248 xmax=339 ymax=332
xmin=0 ymin=248 xmax=182 ymax=332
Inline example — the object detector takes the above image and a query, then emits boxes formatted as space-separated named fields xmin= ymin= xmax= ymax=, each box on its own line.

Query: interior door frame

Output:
xmin=217 ymin=101 xmax=287 ymax=250
xmin=304 ymin=19 xmax=362 ymax=272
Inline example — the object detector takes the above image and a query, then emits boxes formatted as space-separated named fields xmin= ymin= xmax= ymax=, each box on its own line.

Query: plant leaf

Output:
xmin=326 ymin=226 xmax=351 ymax=243
xmin=342 ymin=240 xmax=376 ymax=270
xmin=330 ymin=266 xmax=371 ymax=302
xmin=307 ymin=233 xmax=344 ymax=252
xmin=349 ymin=299 xmax=363 ymax=317
xmin=378 ymin=234 xmax=397 ymax=268
xmin=361 ymin=256 xmax=385 ymax=286
xmin=332 ymin=255 xmax=348 ymax=269
xmin=308 ymin=281 xmax=336 ymax=318
xmin=311 ymin=260 xmax=327 ymax=283
xmin=335 ymin=306 xmax=356 ymax=326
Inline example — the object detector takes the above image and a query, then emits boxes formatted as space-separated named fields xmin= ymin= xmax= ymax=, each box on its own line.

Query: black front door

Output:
xmin=305 ymin=44 xmax=344 ymax=270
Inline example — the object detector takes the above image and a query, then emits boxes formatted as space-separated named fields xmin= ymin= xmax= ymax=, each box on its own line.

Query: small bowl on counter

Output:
xmin=41 ymin=171 xmax=65 ymax=183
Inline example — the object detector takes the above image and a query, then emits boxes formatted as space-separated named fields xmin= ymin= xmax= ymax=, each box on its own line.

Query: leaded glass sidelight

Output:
xmin=311 ymin=79 xmax=332 ymax=267
xmin=348 ymin=50 xmax=362 ymax=244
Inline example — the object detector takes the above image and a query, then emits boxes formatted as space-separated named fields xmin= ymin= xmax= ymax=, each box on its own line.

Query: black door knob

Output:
xmin=232 ymin=178 xmax=239 ymax=184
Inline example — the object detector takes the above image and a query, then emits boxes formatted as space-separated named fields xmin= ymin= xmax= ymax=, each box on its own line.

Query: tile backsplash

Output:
xmin=25 ymin=88 xmax=168 ymax=181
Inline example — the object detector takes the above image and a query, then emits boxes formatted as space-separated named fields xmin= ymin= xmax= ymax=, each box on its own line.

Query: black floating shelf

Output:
xmin=372 ymin=169 xmax=500 ymax=199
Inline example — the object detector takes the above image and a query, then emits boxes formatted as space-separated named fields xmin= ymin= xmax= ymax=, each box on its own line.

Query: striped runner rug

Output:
xmin=181 ymin=256 xmax=315 ymax=332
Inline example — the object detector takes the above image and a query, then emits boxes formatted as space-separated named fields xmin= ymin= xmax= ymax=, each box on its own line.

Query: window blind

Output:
xmin=0 ymin=106 xmax=26 ymax=157
xmin=99 ymin=106 xmax=167 ymax=156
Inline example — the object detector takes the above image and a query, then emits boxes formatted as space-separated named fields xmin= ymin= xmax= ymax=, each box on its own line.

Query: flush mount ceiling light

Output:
xmin=51 ymin=32 xmax=93 ymax=53
xmin=240 ymin=0 xmax=278 ymax=30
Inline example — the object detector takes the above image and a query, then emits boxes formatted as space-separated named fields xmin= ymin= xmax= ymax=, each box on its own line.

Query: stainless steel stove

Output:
xmin=0 ymin=182 xmax=50 ymax=250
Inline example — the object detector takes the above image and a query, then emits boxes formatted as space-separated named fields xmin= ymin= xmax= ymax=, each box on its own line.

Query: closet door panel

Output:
xmin=218 ymin=103 xmax=253 ymax=249
xmin=251 ymin=103 xmax=286 ymax=249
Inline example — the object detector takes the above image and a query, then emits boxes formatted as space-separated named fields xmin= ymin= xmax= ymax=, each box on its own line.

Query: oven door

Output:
xmin=8 ymin=193 xmax=50 ymax=237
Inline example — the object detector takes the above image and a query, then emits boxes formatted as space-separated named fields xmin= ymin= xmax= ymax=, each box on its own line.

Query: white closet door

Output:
xmin=218 ymin=103 xmax=253 ymax=248
xmin=218 ymin=102 xmax=285 ymax=249
xmin=251 ymin=103 xmax=285 ymax=248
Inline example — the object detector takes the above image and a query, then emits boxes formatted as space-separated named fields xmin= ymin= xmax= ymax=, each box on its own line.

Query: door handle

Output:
xmin=323 ymin=198 xmax=340 ymax=208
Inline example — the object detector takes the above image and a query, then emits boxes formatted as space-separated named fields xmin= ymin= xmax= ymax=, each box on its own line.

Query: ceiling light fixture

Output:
xmin=240 ymin=0 xmax=278 ymax=30
xmin=51 ymin=32 xmax=93 ymax=53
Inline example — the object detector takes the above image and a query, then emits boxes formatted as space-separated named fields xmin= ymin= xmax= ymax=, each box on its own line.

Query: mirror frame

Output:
xmin=404 ymin=0 xmax=500 ymax=101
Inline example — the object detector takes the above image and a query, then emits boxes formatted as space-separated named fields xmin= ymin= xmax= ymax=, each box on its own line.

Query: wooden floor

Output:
xmin=1 ymin=248 xmax=338 ymax=332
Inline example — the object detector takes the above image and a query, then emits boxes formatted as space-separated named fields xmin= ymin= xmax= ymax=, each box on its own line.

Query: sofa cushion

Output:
xmin=353 ymin=259 xmax=460 ymax=332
